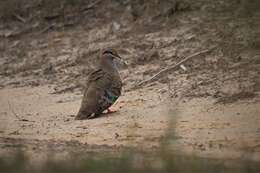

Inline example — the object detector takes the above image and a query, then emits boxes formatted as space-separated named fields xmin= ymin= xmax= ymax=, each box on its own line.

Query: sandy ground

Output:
xmin=1 ymin=85 xmax=260 ymax=161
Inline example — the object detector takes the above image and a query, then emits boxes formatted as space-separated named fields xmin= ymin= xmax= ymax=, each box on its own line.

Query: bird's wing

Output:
xmin=88 ymin=69 xmax=105 ymax=83
xmin=89 ymin=69 xmax=112 ymax=88
xmin=76 ymin=69 xmax=112 ymax=119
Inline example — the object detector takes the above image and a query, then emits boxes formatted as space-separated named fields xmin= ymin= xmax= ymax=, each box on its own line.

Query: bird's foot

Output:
xmin=104 ymin=108 xmax=117 ymax=114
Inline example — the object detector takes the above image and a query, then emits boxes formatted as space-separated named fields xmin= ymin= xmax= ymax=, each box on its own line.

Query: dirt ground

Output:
xmin=0 ymin=84 xmax=260 ymax=162
xmin=0 ymin=0 xmax=260 ymax=163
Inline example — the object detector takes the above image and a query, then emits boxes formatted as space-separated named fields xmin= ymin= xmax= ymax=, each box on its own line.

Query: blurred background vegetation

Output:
xmin=1 ymin=147 xmax=260 ymax=173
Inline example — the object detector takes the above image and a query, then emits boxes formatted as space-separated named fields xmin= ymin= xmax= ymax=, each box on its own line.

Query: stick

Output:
xmin=39 ymin=24 xmax=55 ymax=34
xmin=13 ymin=13 xmax=26 ymax=23
xmin=81 ymin=0 xmax=102 ymax=11
xmin=135 ymin=47 xmax=215 ymax=88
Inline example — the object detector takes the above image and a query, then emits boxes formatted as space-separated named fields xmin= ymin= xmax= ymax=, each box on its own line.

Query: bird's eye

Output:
xmin=103 ymin=49 xmax=119 ymax=57
xmin=103 ymin=50 xmax=113 ymax=55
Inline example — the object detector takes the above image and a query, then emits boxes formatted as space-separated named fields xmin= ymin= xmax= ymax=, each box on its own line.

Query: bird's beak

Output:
xmin=115 ymin=54 xmax=122 ymax=60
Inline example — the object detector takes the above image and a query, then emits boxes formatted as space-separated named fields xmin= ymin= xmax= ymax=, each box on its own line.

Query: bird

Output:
xmin=75 ymin=48 xmax=123 ymax=120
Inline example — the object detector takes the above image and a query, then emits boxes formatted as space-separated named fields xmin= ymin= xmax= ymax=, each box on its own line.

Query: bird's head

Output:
xmin=101 ymin=48 xmax=127 ymax=67
xmin=102 ymin=48 xmax=122 ymax=60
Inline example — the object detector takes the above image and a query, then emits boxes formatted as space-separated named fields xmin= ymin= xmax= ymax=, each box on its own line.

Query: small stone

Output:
xmin=115 ymin=133 xmax=119 ymax=138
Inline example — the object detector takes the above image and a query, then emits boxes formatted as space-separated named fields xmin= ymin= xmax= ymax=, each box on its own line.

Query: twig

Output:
xmin=81 ymin=0 xmax=102 ymax=11
xmin=44 ymin=14 xmax=60 ymax=20
xmin=13 ymin=13 xmax=26 ymax=23
xmin=39 ymin=23 xmax=55 ymax=34
xmin=180 ymin=64 xmax=187 ymax=71
xmin=7 ymin=101 xmax=21 ymax=120
xmin=135 ymin=47 xmax=216 ymax=88
xmin=9 ymin=128 xmax=21 ymax=135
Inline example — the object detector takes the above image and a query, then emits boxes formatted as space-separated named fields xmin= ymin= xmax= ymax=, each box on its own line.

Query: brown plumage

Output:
xmin=75 ymin=49 xmax=123 ymax=120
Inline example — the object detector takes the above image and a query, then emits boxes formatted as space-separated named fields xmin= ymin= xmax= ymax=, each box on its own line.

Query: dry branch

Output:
xmin=39 ymin=24 xmax=55 ymax=34
xmin=134 ymin=47 xmax=216 ymax=88
xmin=13 ymin=13 xmax=27 ymax=23
xmin=81 ymin=0 xmax=102 ymax=12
